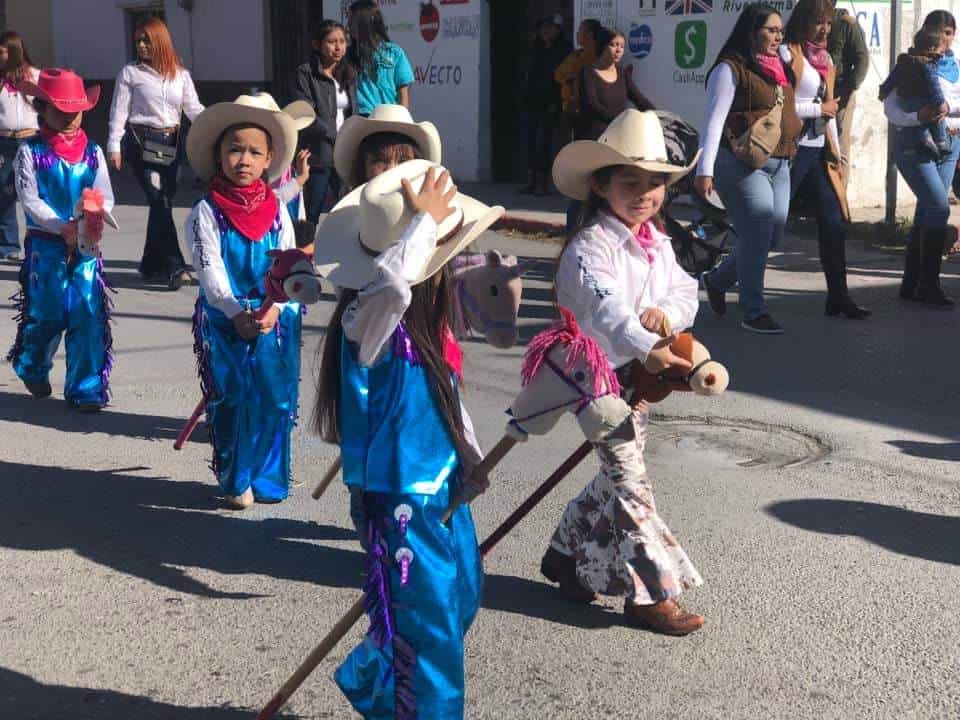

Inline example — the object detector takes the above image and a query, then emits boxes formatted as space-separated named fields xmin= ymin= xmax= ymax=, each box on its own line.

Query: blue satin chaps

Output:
xmin=8 ymin=233 xmax=111 ymax=406
xmin=335 ymin=477 xmax=483 ymax=719
xmin=193 ymin=299 xmax=301 ymax=502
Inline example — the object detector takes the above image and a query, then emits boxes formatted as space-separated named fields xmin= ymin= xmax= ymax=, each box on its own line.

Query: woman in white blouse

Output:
xmin=0 ymin=32 xmax=39 ymax=262
xmin=782 ymin=0 xmax=869 ymax=319
xmin=108 ymin=16 xmax=204 ymax=290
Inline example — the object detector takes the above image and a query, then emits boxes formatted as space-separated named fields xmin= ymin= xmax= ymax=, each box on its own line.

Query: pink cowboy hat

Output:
xmin=18 ymin=69 xmax=101 ymax=113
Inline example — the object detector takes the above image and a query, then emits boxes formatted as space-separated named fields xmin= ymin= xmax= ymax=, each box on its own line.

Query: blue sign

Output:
xmin=629 ymin=24 xmax=653 ymax=60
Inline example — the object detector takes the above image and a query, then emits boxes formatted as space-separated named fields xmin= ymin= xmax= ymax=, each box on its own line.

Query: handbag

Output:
xmin=132 ymin=126 xmax=179 ymax=167
xmin=724 ymin=84 xmax=784 ymax=170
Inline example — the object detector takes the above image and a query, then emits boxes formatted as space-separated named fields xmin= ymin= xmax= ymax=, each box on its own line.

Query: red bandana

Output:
xmin=755 ymin=53 xmax=789 ymax=86
xmin=209 ymin=174 xmax=279 ymax=242
xmin=40 ymin=126 xmax=89 ymax=164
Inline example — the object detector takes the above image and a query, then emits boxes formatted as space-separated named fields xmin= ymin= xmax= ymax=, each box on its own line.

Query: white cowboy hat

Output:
xmin=186 ymin=94 xmax=299 ymax=183
xmin=314 ymin=159 xmax=504 ymax=290
xmin=333 ymin=104 xmax=442 ymax=188
xmin=552 ymin=109 xmax=702 ymax=201
xmin=244 ymin=91 xmax=316 ymax=131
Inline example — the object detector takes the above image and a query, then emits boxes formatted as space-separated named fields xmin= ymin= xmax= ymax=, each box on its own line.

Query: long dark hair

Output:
xmin=0 ymin=31 xmax=33 ymax=84
xmin=784 ymin=0 xmax=834 ymax=44
xmin=922 ymin=10 xmax=957 ymax=34
xmin=313 ymin=19 xmax=356 ymax=87
xmin=708 ymin=4 xmax=795 ymax=86
xmin=580 ymin=18 xmax=603 ymax=54
xmin=347 ymin=0 xmax=391 ymax=82
xmin=314 ymin=267 xmax=468 ymax=455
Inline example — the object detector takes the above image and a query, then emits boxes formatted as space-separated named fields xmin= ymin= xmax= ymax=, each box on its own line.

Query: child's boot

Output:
xmin=24 ymin=380 xmax=52 ymax=399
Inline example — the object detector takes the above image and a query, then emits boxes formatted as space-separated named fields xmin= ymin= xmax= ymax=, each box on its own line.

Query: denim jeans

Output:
xmin=899 ymin=95 xmax=950 ymax=150
xmin=0 ymin=136 xmax=22 ymax=254
xmin=123 ymin=128 xmax=185 ymax=278
xmin=893 ymin=125 xmax=960 ymax=229
xmin=303 ymin=166 xmax=342 ymax=222
xmin=791 ymin=145 xmax=849 ymax=300
xmin=707 ymin=147 xmax=792 ymax=320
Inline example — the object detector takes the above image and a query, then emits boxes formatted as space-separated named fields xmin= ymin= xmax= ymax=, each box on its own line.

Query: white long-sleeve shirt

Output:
xmin=883 ymin=60 xmax=960 ymax=133
xmin=783 ymin=46 xmax=840 ymax=151
xmin=556 ymin=211 xmax=699 ymax=368
xmin=0 ymin=67 xmax=39 ymax=132
xmin=13 ymin=141 xmax=114 ymax=235
xmin=340 ymin=211 xmax=483 ymax=466
xmin=696 ymin=62 xmax=736 ymax=177
xmin=186 ymin=198 xmax=295 ymax=319
xmin=107 ymin=63 xmax=204 ymax=152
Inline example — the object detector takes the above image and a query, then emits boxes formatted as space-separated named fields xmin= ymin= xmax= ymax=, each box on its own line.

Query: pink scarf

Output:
xmin=442 ymin=324 xmax=463 ymax=380
xmin=40 ymin=126 xmax=89 ymax=164
xmin=633 ymin=222 xmax=659 ymax=263
xmin=755 ymin=53 xmax=789 ymax=86
xmin=803 ymin=40 xmax=833 ymax=80
xmin=2 ymin=78 xmax=17 ymax=94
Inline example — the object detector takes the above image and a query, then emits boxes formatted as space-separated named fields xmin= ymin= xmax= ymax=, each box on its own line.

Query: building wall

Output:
xmin=7 ymin=0 xmax=55 ymax=68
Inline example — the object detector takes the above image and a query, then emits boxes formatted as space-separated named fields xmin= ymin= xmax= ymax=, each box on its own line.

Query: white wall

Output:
xmin=50 ymin=0 xmax=268 ymax=83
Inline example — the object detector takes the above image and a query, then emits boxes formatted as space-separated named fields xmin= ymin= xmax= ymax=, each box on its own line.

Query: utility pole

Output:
xmin=885 ymin=0 xmax=902 ymax=224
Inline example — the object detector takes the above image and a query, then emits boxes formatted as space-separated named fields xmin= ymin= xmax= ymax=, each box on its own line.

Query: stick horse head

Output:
xmin=450 ymin=250 xmax=531 ymax=349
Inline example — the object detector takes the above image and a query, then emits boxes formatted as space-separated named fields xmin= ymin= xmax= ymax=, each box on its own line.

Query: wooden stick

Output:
xmin=311 ymin=456 xmax=343 ymax=500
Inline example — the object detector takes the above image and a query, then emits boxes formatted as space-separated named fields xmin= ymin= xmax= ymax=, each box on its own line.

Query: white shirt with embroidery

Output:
xmin=107 ymin=63 xmax=204 ymax=152
xmin=556 ymin=211 xmax=699 ymax=369
xmin=13 ymin=141 xmax=115 ymax=236
xmin=0 ymin=67 xmax=39 ymax=132
xmin=186 ymin=197 xmax=295 ymax=319
xmin=340 ymin=211 xmax=482 ymax=467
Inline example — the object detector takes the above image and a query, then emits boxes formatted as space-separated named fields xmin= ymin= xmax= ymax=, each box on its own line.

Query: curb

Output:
xmin=493 ymin=214 xmax=564 ymax=235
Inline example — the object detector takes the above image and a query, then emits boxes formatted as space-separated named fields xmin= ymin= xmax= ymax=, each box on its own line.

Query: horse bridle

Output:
xmin=456 ymin=280 xmax=517 ymax=333
xmin=509 ymin=355 xmax=615 ymax=427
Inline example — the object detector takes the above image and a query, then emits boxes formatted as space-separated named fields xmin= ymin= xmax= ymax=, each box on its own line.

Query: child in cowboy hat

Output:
xmin=313 ymin=159 xmax=503 ymax=718
xmin=333 ymin=103 xmax=441 ymax=190
xmin=8 ymin=69 xmax=117 ymax=412
xmin=184 ymin=93 xmax=303 ymax=509
xmin=546 ymin=108 xmax=707 ymax=635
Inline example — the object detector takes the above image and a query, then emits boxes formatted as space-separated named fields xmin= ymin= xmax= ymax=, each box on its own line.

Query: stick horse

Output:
xmin=257 ymin=307 xmax=728 ymax=719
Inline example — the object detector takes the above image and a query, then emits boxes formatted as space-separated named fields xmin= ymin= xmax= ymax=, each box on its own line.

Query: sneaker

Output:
xmin=741 ymin=314 xmax=783 ymax=334
xmin=701 ymin=272 xmax=726 ymax=316
xmin=24 ymin=381 xmax=52 ymax=399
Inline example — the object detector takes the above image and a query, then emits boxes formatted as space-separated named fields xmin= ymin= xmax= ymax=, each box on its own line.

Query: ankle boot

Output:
xmin=916 ymin=227 xmax=955 ymax=307
xmin=900 ymin=227 xmax=923 ymax=300
xmin=624 ymin=598 xmax=705 ymax=636
xmin=540 ymin=547 xmax=597 ymax=604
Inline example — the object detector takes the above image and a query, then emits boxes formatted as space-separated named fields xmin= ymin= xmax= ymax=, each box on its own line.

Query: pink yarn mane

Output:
xmin=521 ymin=307 xmax=620 ymax=397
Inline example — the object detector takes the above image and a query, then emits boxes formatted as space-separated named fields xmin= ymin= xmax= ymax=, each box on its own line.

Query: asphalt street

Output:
xmin=0 ymin=194 xmax=958 ymax=720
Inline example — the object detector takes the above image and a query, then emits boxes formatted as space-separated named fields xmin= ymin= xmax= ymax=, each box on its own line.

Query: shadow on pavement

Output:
xmin=0 ymin=461 xmax=362 ymax=598
xmin=482 ymin=572 xmax=623 ymax=630
xmin=765 ymin=498 xmax=960 ymax=566
xmin=0 ymin=666 xmax=304 ymax=720
xmin=887 ymin=440 xmax=960 ymax=462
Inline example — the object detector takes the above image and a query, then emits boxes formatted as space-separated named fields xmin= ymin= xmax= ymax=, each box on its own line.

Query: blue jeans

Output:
xmin=0 ymin=136 xmax=23 ymax=254
xmin=893 ymin=126 xmax=960 ymax=229
xmin=707 ymin=147 xmax=791 ymax=320
xmin=303 ymin=166 xmax=342 ymax=222
xmin=899 ymin=95 xmax=950 ymax=151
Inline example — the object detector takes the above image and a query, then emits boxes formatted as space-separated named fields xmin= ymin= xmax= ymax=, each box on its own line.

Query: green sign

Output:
xmin=675 ymin=20 xmax=707 ymax=69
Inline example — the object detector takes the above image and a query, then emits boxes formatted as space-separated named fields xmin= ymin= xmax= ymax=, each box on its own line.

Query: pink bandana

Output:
xmin=633 ymin=222 xmax=659 ymax=263
xmin=755 ymin=53 xmax=789 ymax=86
xmin=803 ymin=40 xmax=833 ymax=80
xmin=2 ymin=78 xmax=17 ymax=95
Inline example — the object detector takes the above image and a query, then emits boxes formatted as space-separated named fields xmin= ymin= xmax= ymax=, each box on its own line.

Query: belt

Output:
xmin=130 ymin=123 xmax=179 ymax=136
xmin=0 ymin=129 xmax=38 ymax=139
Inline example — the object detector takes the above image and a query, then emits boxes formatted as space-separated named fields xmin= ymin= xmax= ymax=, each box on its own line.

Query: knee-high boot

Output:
xmin=899 ymin=225 xmax=923 ymax=300
xmin=915 ymin=227 xmax=955 ymax=307
xmin=820 ymin=223 xmax=870 ymax=319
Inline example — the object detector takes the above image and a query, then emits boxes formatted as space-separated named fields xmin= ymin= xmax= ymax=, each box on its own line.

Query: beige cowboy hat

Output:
xmin=186 ymin=94 xmax=298 ymax=183
xmin=333 ymin=104 xmax=442 ymax=188
xmin=552 ymin=109 xmax=702 ymax=201
xmin=314 ymin=159 xmax=504 ymax=290
xmin=246 ymin=91 xmax=316 ymax=131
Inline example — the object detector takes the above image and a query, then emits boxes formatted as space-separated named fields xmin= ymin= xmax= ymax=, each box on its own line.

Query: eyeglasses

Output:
xmin=761 ymin=26 xmax=784 ymax=36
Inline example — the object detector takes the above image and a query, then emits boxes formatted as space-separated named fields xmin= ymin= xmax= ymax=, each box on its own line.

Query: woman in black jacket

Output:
xmin=294 ymin=20 xmax=357 ymax=221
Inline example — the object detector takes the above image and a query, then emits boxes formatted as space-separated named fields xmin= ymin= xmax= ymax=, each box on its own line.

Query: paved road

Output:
xmin=1 ymin=199 xmax=958 ymax=719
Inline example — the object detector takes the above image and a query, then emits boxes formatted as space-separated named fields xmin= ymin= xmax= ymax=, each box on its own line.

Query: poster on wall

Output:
xmin=338 ymin=0 xmax=485 ymax=180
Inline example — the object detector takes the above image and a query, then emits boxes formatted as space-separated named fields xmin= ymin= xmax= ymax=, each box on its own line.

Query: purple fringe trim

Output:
xmin=191 ymin=300 xmax=222 ymax=478
xmin=6 ymin=237 xmax=31 ymax=365
xmin=85 ymin=143 xmax=99 ymax=171
xmin=32 ymin=145 xmax=55 ymax=172
xmin=95 ymin=256 xmax=116 ymax=405
xmin=390 ymin=323 xmax=423 ymax=366
xmin=364 ymin=523 xmax=395 ymax=649
xmin=393 ymin=636 xmax=418 ymax=720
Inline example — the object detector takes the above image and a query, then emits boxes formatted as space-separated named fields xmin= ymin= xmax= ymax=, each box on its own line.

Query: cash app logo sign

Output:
xmin=675 ymin=20 xmax=707 ymax=69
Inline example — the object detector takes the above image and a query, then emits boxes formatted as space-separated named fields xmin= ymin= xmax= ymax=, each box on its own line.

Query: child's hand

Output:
xmin=639 ymin=307 xmax=667 ymax=335
xmin=294 ymin=149 xmax=311 ymax=187
xmin=232 ymin=311 xmax=260 ymax=340
xmin=257 ymin=304 xmax=281 ymax=334
xmin=62 ymin=220 xmax=79 ymax=247
xmin=402 ymin=166 xmax=458 ymax=227
xmin=643 ymin=333 xmax=693 ymax=375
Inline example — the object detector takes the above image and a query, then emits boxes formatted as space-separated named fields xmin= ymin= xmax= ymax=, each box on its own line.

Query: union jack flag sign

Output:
xmin=666 ymin=0 xmax=712 ymax=14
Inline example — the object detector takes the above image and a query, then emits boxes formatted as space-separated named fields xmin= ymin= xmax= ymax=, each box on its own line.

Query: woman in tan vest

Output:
xmin=783 ymin=0 xmax=869 ymax=318
xmin=694 ymin=4 xmax=803 ymax=334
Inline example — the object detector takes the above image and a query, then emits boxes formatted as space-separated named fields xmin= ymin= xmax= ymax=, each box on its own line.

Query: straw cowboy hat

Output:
xmin=19 ymin=68 xmax=100 ymax=113
xmin=248 ymin=92 xmax=316 ymax=131
xmin=186 ymin=94 xmax=298 ymax=183
xmin=314 ymin=159 xmax=504 ymax=290
xmin=334 ymin=104 xmax=442 ymax=188
xmin=552 ymin=109 xmax=702 ymax=201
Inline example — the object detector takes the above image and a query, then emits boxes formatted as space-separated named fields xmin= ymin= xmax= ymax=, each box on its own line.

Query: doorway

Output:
xmin=489 ymin=0 xmax=574 ymax=182
xmin=269 ymin=0 xmax=327 ymax=103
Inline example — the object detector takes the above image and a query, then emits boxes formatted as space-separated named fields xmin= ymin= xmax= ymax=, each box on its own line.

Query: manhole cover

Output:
xmin=646 ymin=415 xmax=830 ymax=469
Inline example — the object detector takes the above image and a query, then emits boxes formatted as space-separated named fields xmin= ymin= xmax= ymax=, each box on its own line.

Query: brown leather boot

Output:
xmin=624 ymin=598 xmax=704 ymax=636
xmin=539 ymin=547 xmax=597 ymax=604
